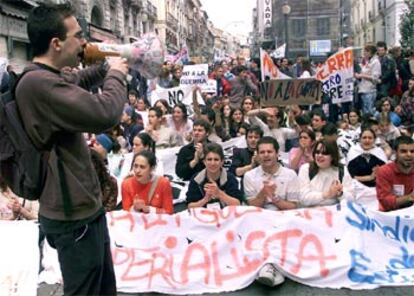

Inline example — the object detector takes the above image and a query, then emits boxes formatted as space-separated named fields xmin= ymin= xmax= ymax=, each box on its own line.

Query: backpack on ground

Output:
xmin=0 ymin=70 xmax=49 ymax=200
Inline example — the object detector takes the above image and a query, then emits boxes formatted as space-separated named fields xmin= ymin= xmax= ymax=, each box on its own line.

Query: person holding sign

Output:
xmin=376 ymin=136 xmax=414 ymax=211
xmin=186 ymin=143 xmax=243 ymax=209
xmin=122 ymin=151 xmax=173 ymax=214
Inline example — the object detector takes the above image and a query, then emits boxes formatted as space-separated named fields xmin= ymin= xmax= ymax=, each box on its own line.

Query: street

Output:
xmin=38 ymin=278 xmax=414 ymax=296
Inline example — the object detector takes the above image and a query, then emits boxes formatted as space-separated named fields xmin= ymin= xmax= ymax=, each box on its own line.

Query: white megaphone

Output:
xmin=82 ymin=33 xmax=165 ymax=79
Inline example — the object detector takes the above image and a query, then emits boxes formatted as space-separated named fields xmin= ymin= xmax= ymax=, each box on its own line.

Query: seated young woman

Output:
xmin=347 ymin=128 xmax=387 ymax=187
xmin=298 ymin=139 xmax=353 ymax=207
xmin=289 ymin=128 xmax=315 ymax=172
xmin=144 ymin=106 xmax=178 ymax=149
xmin=122 ymin=150 xmax=173 ymax=214
xmin=186 ymin=143 xmax=244 ymax=209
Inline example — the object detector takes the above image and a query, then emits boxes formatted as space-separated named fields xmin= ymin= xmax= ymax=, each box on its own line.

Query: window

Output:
xmin=291 ymin=19 xmax=306 ymax=37
xmin=317 ymin=18 xmax=330 ymax=35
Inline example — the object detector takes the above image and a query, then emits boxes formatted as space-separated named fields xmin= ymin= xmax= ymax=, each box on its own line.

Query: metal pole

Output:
xmin=284 ymin=14 xmax=289 ymax=59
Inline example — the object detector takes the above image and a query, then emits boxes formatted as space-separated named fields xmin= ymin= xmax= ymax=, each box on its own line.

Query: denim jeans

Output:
xmin=360 ymin=91 xmax=377 ymax=115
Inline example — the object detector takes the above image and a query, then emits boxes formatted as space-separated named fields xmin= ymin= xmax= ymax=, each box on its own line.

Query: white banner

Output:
xmin=270 ymin=44 xmax=286 ymax=59
xmin=107 ymin=201 xmax=414 ymax=294
xmin=316 ymin=48 xmax=354 ymax=104
xmin=260 ymin=48 xmax=291 ymax=81
xmin=0 ymin=221 xmax=39 ymax=296
xmin=150 ymin=85 xmax=203 ymax=107
xmin=180 ymin=64 xmax=208 ymax=86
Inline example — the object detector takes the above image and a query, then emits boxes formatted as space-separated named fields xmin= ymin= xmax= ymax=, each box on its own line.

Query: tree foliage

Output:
xmin=400 ymin=0 xmax=414 ymax=49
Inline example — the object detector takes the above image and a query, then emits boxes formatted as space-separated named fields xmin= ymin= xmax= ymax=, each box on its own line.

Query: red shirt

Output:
xmin=121 ymin=176 xmax=173 ymax=214
xmin=376 ymin=162 xmax=414 ymax=211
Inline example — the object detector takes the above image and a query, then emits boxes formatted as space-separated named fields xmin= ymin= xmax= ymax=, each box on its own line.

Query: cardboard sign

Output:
xmin=150 ymin=85 xmax=204 ymax=107
xmin=316 ymin=48 xmax=354 ymax=104
xmin=200 ymin=79 xmax=217 ymax=94
xmin=180 ymin=64 xmax=208 ymax=86
xmin=260 ymin=78 xmax=322 ymax=106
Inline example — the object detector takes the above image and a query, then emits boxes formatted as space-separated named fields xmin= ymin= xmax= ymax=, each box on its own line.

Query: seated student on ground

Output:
xmin=144 ymin=106 xmax=178 ymax=149
xmin=247 ymin=107 xmax=298 ymax=152
xmin=375 ymin=97 xmax=401 ymax=127
xmin=186 ymin=143 xmax=244 ymax=209
xmin=176 ymin=119 xmax=211 ymax=181
xmin=121 ymin=105 xmax=144 ymax=149
xmin=243 ymin=136 xmax=299 ymax=288
xmin=376 ymin=135 xmax=414 ymax=211
xmin=230 ymin=125 xmax=263 ymax=181
xmin=289 ymin=128 xmax=315 ymax=172
xmin=132 ymin=133 xmax=164 ymax=176
xmin=377 ymin=111 xmax=401 ymax=149
xmin=347 ymin=128 xmax=387 ymax=188
xmin=298 ymin=139 xmax=353 ymax=207
xmin=122 ymin=151 xmax=173 ymax=214
xmin=164 ymin=103 xmax=193 ymax=146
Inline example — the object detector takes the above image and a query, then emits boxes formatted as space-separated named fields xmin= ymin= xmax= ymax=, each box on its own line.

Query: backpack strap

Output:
xmin=147 ymin=176 xmax=160 ymax=204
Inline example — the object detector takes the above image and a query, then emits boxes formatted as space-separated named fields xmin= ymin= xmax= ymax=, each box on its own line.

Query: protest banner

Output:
xmin=0 ymin=221 xmax=39 ymax=296
xmin=180 ymin=64 xmax=208 ymax=86
xmin=315 ymin=48 xmax=354 ymax=104
xmin=260 ymin=48 xmax=291 ymax=81
xmin=260 ymin=78 xmax=322 ymax=106
xmin=105 ymin=201 xmax=414 ymax=294
xmin=150 ymin=85 xmax=204 ymax=107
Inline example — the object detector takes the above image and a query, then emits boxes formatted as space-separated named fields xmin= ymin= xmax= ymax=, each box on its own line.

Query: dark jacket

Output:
xmin=16 ymin=63 xmax=126 ymax=222
xmin=378 ymin=55 xmax=397 ymax=97
xmin=175 ymin=142 xmax=206 ymax=181
xmin=230 ymin=147 xmax=254 ymax=176
xmin=186 ymin=169 xmax=244 ymax=208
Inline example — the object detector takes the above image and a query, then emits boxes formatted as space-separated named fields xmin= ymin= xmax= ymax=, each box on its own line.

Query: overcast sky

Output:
xmin=200 ymin=0 xmax=256 ymax=38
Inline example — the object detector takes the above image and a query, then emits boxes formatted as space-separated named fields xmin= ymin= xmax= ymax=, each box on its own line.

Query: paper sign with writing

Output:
xmin=315 ymin=48 xmax=354 ymax=104
xmin=180 ymin=64 xmax=208 ymax=86
xmin=150 ymin=85 xmax=204 ymax=107
xmin=260 ymin=78 xmax=322 ymax=106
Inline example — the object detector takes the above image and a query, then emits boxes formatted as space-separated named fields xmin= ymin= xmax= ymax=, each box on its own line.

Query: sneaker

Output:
xmin=256 ymin=263 xmax=285 ymax=287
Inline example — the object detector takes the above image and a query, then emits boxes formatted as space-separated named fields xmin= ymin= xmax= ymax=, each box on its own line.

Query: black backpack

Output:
xmin=0 ymin=70 xmax=49 ymax=200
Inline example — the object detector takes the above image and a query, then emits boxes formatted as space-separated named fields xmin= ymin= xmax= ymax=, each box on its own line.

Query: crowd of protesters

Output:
xmin=2 ymin=14 xmax=414 ymax=289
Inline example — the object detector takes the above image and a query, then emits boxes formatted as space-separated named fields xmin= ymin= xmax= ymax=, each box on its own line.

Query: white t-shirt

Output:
xmin=244 ymin=165 xmax=299 ymax=210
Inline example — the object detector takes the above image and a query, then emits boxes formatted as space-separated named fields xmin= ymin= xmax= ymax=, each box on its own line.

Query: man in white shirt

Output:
xmin=243 ymin=136 xmax=299 ymax=286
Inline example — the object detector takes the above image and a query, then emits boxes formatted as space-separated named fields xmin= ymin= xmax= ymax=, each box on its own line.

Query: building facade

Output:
xmin=0 ymin=0 xmax=240 ymax=71
xmin=251 ymin=0 xmax=350 ymax=60
xmin=351 ymin=0 xmax=407 ymax=47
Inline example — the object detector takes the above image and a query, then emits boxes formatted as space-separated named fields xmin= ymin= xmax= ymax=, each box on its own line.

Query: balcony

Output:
xmin=368 ymin=11 xmax=375 ymax=22
xmin=147 ymin=1 xmax=157 ymax=18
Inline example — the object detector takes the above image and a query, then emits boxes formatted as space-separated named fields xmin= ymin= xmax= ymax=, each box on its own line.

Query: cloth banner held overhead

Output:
xmin=260 ymin=48 xmax=291 ymax=81
xmin=107 ymin=201 xmax=414 ymax=294
xmin=270 ymin=44 xmax=286 ymax=59
xmin=150 ymin=85 xmax=204 ymax=107
xmin=180 ymin=64 xmax=209 ymax=86
xmin=315 ymin=47 xmax=354 ymax=104
xmin=0 ymin=221 xmax=39 ymax=296
xmin=260 ymin=78 xmax=322 ymax=106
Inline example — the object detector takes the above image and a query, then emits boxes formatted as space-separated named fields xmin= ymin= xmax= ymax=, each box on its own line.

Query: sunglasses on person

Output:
xmin=314 ymin=149 xmax=330 ymax=155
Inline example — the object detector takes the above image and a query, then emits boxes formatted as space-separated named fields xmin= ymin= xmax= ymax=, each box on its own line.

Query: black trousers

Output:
xmin=45 ymin=214 xmax=116 ymax=296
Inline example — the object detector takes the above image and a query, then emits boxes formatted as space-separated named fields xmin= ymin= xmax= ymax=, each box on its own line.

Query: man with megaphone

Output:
xmin=15 ymin=3 xmax=128 ymax=295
